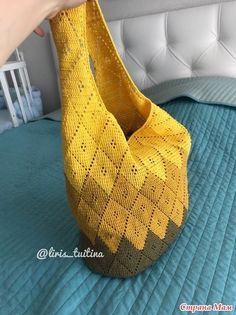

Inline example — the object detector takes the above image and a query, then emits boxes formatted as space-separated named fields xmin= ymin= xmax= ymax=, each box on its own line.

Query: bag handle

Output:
xmin=50 ymin=0 xmax=150 ymax=126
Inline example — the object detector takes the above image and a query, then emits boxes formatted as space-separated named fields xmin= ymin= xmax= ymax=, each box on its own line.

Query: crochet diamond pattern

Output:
xmin=51 ymin=0 xmax=191 ymax=277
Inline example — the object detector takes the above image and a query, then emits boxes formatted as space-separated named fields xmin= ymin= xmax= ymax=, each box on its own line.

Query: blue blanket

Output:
xmin=0 ymin=77 xmax=235 ymax=315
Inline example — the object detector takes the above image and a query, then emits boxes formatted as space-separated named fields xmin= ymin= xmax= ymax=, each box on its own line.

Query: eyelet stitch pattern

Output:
xmin=50 ymin=0 xmax=191 ymax=278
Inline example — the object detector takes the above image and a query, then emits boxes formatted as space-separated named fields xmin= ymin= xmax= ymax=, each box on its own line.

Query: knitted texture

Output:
xmin=50 ymin=0 xmax=191 ymax=277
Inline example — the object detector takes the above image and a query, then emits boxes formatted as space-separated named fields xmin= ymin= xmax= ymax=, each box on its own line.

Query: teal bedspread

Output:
xmin=0 ymin=77 xmax=236 ymax=315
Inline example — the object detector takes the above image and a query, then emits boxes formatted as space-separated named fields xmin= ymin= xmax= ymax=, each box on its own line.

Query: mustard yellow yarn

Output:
xmin=51 ymin=0 xmax=191 ymax=277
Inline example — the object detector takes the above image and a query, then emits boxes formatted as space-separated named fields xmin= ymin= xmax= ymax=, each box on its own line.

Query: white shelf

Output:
xmin=0 ymin=61 xmax=26 ymax=72
xmin=0 ymin=51 xmax=34 ymax=128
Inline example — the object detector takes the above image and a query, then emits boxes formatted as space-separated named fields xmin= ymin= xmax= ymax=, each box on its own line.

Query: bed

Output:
xmin=0 ymin=1 xmax=236 ymax=314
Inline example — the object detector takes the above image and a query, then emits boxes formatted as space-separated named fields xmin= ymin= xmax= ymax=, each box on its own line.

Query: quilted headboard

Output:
xmin=99 ymin=0 xmax=236 ymax=90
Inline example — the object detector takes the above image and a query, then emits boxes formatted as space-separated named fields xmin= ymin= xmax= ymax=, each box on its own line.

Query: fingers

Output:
xmin=34 ymin=26 xmax=45 ymax=37
xmin=47 ymin=0 xmax=88 ymax=19
xmin=62 ymin=0 xmax=88 ymax=9
xmin=35 ymin=0 xmax=90 ymax=36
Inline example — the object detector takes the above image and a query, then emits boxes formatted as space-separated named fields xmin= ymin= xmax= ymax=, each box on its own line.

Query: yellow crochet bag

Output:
xmin=51 ymin=0 xmax=191 ymax=277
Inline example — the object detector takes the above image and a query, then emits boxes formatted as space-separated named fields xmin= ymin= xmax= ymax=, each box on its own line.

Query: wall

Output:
xmin=19 ymin=21 xmax=60 ymax=114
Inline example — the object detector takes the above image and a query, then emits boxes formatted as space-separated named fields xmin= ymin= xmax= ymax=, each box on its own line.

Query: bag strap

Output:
xmin=50 ymin=1 xmax=150 ymax=129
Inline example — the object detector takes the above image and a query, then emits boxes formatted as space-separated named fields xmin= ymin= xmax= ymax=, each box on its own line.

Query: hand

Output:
xmin=34 ymin=0 xmax=87 ymax=37
xmin=48 ymin=0 xmax=88 ymax=19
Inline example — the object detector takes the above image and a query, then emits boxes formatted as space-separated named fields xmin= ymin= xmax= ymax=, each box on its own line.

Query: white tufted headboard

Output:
xmin=98 ymin=0 xmax=236 ymax=90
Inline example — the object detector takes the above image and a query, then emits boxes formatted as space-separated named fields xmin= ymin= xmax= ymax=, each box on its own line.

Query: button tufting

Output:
xmin=107 ymin=1 xmax=236 ymax=90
